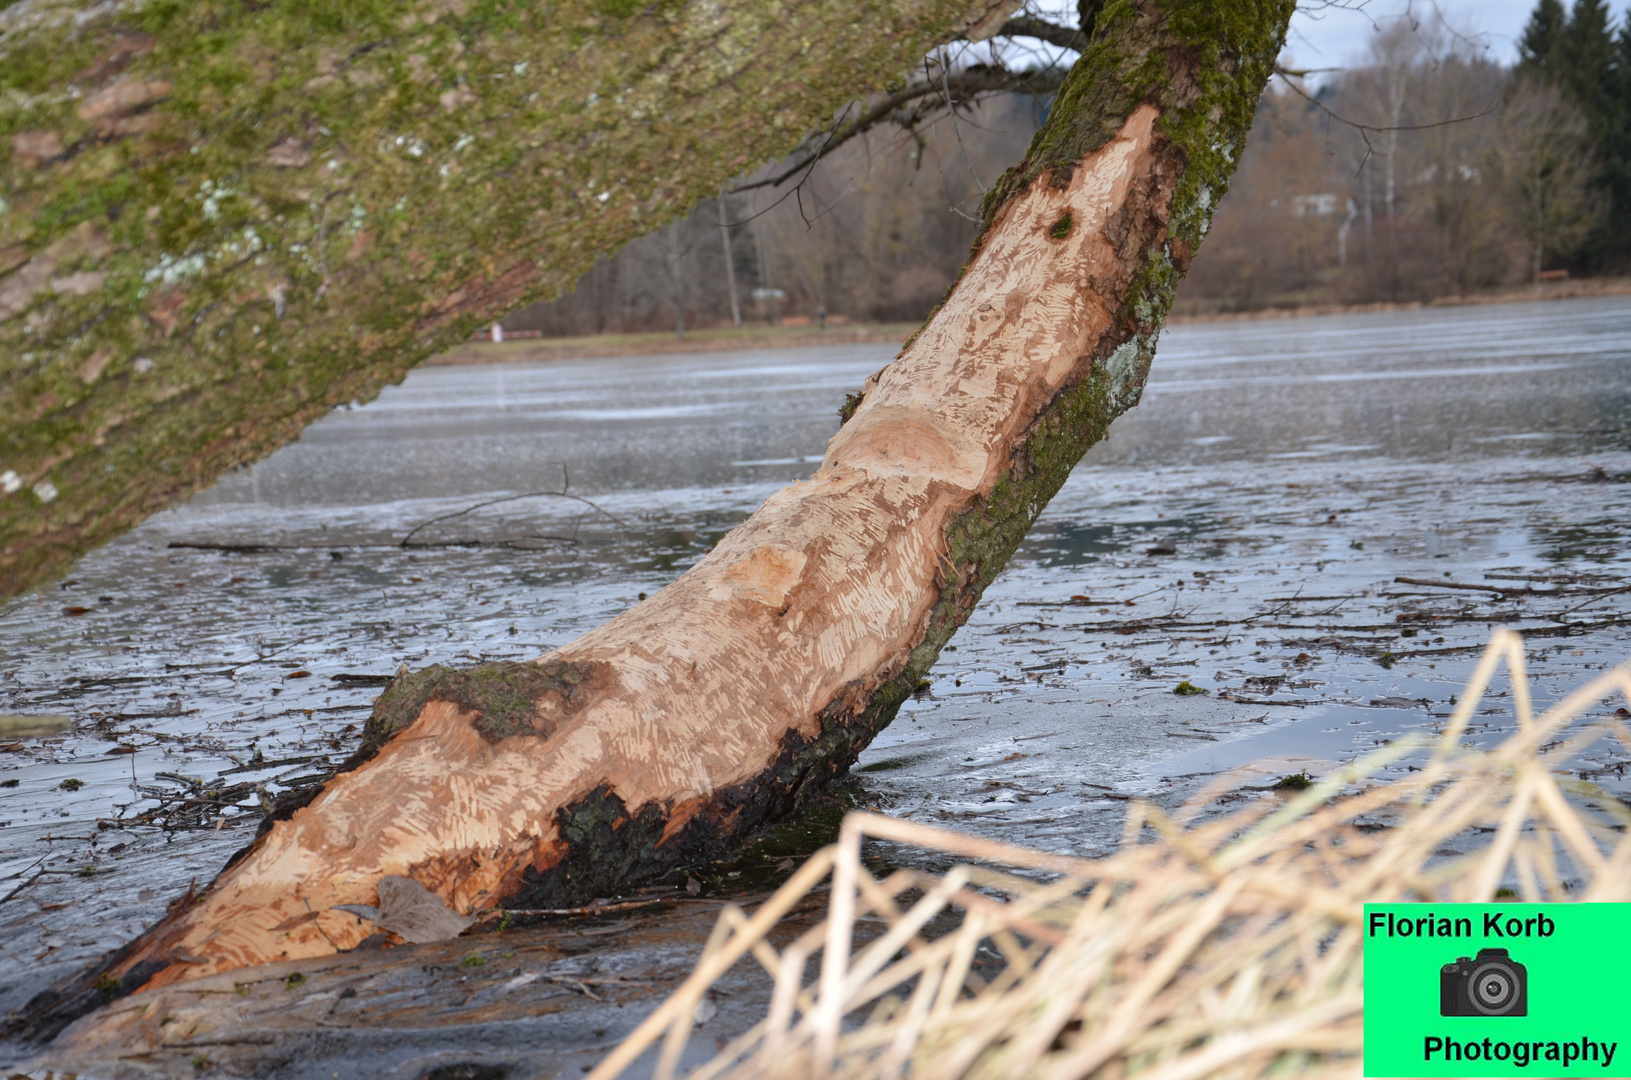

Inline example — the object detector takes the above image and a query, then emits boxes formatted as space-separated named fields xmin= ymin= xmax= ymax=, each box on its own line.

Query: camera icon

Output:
xmin=1440 ymin=948 xmax=1527 ymax=1017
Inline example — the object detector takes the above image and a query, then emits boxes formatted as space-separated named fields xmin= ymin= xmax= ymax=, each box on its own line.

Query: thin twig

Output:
xmin=399 ymin=463 xmax=627 ymax=546
xmin=1275 ymin=67 xmax=1500 ymax=139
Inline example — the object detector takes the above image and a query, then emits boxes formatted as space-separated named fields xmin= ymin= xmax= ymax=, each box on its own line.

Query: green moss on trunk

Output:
xmin=0 ymin=0 xmax=1015 ymax=597
xmin=877 ymin=0 xmax=1294 ymax=753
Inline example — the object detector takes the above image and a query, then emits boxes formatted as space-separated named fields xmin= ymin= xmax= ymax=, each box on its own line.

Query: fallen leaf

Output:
xmin=371 ymin=876 xmax=475 ymax=943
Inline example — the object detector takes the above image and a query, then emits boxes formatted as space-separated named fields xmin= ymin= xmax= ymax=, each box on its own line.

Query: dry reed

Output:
xmin=588 ymin=630 xmax=1631 ymax=1080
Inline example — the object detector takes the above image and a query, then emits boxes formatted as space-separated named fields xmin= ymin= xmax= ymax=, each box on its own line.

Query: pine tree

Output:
xmin=1519 ymin=0 xmax=1568 ymax=68
xmin=1555 ymin=0 xmax=1616 ymax=116
xmin=1516 ymin=0 xmax=1629 ymax=266
xmin=1605 ymin=18 xmax=1631 ymax=264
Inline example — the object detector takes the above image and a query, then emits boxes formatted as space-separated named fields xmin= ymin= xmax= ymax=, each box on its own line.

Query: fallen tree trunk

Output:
xmin=8 ymin=0 xmax=1294 ymax=1047
xmin=0 ymin=0 xmax=1021 ymax=598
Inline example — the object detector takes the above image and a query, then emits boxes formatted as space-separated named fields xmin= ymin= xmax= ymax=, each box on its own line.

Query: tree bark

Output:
xmin=7 ymin=0 xmax=1294 ymax=1048
xmin=0 ymin=0 xmax=1021 ymax=598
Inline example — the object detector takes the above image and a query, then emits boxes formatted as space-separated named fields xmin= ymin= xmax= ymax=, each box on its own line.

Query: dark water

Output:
xmin=2 ymin=296 xmax=1629 ymax=1074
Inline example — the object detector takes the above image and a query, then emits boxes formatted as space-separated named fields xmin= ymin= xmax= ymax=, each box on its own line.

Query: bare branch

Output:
xmin=1273 ymin=65 xmax=1501 ymax=137
xmin=398 ymin=463 xmax=627 ymax=547
xmin=731 ymin=64 xmax=1066 ymax=195
xmin=996 ymin=15 xmax=1088 ymax=51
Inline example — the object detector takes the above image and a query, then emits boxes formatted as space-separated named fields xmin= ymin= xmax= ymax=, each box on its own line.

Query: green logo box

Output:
xmin=1364 ymin=903 xmax=1631 ymax=1077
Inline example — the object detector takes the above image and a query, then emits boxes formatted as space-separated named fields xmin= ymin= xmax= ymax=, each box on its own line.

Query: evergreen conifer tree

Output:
xmin=1519 ymin=0 xmax=1568 ymax=67
xmin=1517 ymin=0 xmax=1629 ymax=266
xmin=1605 ymin=16 xmax=1631 ymax=261
xmin=1556 ymin=0 xmax=1615 ymax=115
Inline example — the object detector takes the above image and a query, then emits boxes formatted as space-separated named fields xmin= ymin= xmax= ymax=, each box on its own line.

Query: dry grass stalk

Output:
xmin=588 ymin=630 xmax=1631 ymax=1080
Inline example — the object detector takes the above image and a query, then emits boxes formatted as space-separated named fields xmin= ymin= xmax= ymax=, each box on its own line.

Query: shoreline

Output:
xmin=424 ymin=277 xmax=1631 ymax=365
xmin=1166 ymin=275 xmax=1631 ymax=325
xmin=423 ymin=322 xmax=919 ymax=366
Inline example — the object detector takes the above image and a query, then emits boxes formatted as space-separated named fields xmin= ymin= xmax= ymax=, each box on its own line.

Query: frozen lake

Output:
xmin=3 ymin=295 xmax=1630 ymax=1074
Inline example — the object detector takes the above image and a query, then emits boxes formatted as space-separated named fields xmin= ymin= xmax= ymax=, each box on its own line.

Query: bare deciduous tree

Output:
xmin=1496 ymin=77 xmax=1605 ymax=282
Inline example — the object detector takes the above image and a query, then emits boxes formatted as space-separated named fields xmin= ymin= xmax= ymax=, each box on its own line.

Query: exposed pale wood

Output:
xmin=110 ymin=105 xmax=1164 ymax=990
xmin=7 ymin=0 xmax=1298 ymax=1050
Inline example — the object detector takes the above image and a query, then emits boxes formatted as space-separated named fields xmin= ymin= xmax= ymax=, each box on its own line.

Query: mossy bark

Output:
xmin=0 ymin=0 xmax=1020 ymax=598
xmin=8 ymin=0 xmax=1294 ymax=1051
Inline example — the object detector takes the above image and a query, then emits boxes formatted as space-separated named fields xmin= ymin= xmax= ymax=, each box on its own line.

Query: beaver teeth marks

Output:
xmin=708 ymin=545 xmax=808 ymax=608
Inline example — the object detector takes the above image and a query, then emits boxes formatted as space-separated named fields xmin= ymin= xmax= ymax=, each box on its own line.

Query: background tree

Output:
xmin=1496 ymin=77 xmax=1605 ymax=281
xmin=1171 ymin=5 xmax=1621 ymax=314
xmin=1519 ymin=0 xmax=1568 ymax=62
xmin=1517 ymin=0 xmax=1631 ymax=268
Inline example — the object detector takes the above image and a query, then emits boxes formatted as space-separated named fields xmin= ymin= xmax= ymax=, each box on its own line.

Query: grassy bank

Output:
xmin=1167 ymin=275 xmax=1631 ymax=324
xmin=425 ymin=278 xmax=1631 ymax=367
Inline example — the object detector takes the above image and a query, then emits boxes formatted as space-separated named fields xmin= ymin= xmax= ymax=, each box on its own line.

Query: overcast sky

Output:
xmin=1005 ymin=1 xmax=1628 ymax=85
xmin=1284 ymin=0 xmax=1584 ymax=69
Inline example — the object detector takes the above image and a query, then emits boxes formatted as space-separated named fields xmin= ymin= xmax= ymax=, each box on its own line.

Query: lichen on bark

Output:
xmin=0 ymin=0 xmax=1020 ymax=598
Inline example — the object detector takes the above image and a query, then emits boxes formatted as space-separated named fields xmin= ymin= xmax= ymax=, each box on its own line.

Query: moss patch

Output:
xmin=247 ymin=658 xmax=597 ymax=843
xmin=357 ymin=657 xmax=598 ymax=746
xmin=1 ymin=0 xmax=1013 ymax=598
xmin=838 ymin=390 xmax=865 ymax=425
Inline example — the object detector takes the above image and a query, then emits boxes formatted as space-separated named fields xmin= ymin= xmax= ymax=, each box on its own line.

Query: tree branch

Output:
xmin=732 ymin=64 xmax=1067 ymax=194
xmin=1274 ymin=66 xmax=1503 ymax=137
xmin=996 ymin=14 xmax=1089 ymax=51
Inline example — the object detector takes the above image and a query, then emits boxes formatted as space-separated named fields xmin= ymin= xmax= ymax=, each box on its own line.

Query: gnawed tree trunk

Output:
xmin=0 ymin=0 xmax=1022 ymax=598
xmin=7 ymin=0 xmax=1294 ymax=1050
